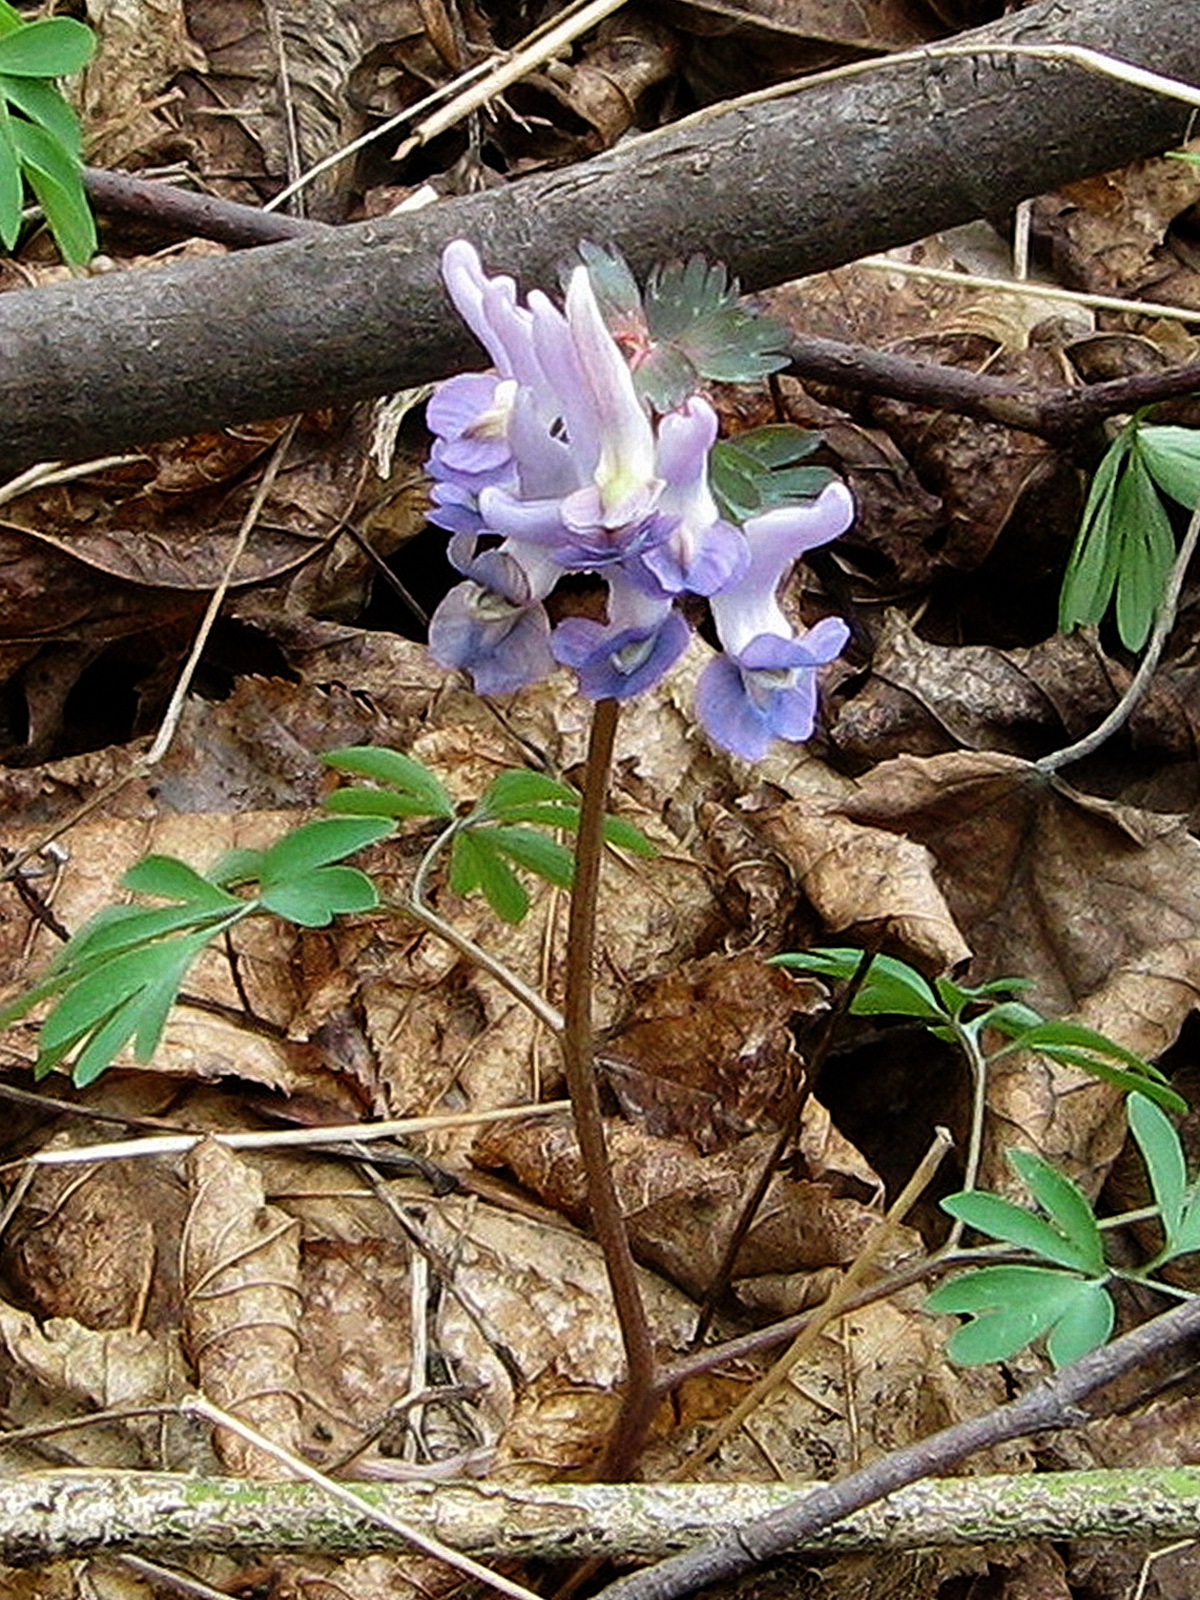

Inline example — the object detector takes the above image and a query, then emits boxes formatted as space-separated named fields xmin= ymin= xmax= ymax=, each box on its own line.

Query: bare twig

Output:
xmin=83 ymin=169 xmax=326 ymax=247
xmin=4 ymin=1465 xmax=1200 ymax=1561
xmin=786 ymin=336 xmax=1200 ymax=442
xmin=181 ymin=1395 xmax=540 ymax=1600
xmin=0 ymin=1099 xmax=570 ymax=1173
xmin=677 ymin=1127 xmax=954 ymax=1476
xmin=594 ymin=1293 xmax=1200 ymax=1600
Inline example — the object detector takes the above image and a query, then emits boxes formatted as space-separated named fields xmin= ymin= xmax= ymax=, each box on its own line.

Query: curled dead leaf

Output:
xmin=183 ymin=1139 xmax=303 ymax=1477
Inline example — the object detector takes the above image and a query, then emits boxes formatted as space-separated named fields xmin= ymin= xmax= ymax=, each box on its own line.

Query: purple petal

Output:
xmin=710 ymin=481 xmax=854 ymax=654
xmin=739 ymin=615 xmax=850 ymax=670
xmin=428 ymin=581 xmax=555 ymax=696
xmin=553 ymin=608 xmax=691 ymax=700
xmin=441 ymin=242 xmax=530 ymax=380
xmin=696 ymin=615 xmax=849 ymax=761
xmin=642 ymin=517 xmax=748 ymax=597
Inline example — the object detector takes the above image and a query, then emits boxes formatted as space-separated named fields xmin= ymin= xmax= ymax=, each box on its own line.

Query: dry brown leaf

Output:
xmin=987 ymin=938 xmax=1200 ymax=1193
xmin=1 ymin=1157 xmax=185 ymax=1332
xmin=474 ymin=1116 xmax=912 ymax=1303
xmin=650 ymin=1294 xmax=1019 ymax=1485
xmin=182 ymin=1138 xmax=303 ymax=1477
xmin=759 ymin=803 xmax=971 ymax=971
xmin=294 ymin=1238 xmax=414 ymax=1469
xmin=868 ymin=335 xmax=1075 ymax=574
xmin=831 ymin=611 xmax=1132 ymax=765
xmin=78 ymin=0 xmax=206 ymax=168
xmin=842 ymin=752 xmax=1200 ymax=1014
xmin=1033 ymin=149 xmax=1200 ymax=302
xmin=420 ymin=1200 xmax=694 ymax=1476
xmin=603 ymin=952 xmax=815 ymax=1146
xmin=0 ymin=1304 xmax=197 ymax=1472
xmin=829 ymin=751 xmax=1200 ymax=1185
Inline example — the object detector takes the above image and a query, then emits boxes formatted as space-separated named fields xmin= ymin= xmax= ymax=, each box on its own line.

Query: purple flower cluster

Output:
xmin=425 ymin=241 xmax=854 ymax=761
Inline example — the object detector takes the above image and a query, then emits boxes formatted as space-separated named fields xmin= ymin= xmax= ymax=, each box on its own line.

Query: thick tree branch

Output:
xmin=2 ymin=1466 xmax=1200 ymax=1564
xmin=0 ymin=0 xmax=1195 ymax=475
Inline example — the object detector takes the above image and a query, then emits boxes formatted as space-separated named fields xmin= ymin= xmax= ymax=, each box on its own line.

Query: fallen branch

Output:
xmin=1 ymin=1465 xmax=1199 ymax=1564
xmin=0 ymin=0 xmax=1194 ymax=474
xmin=786 ymin=338 xmax=1200 ymax=442
xmin=595 ymin=1292 xmax=1200 ymax=1600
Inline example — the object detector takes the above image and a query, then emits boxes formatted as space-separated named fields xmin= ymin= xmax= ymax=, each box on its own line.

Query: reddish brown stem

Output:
xmin=562 ymin=697 xmax=658 ymax=1481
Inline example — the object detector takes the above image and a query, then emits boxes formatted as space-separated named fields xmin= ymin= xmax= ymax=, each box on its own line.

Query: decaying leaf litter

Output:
xmin=0 ymin=1 xmax=1199 ymax=1598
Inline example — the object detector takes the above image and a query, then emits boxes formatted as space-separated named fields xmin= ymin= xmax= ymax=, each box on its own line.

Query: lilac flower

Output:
xmin=696 ymin=482 xmax=855 ymax=760
xmin=428 ymin=545 xmax=556 ymax=696
xmin=696 ymin=618 xmax=850 ymax=761
xmin=552 ymin=574 xmax=691 ymax=701
xmin=425 ymin=241 xmax=856 ymax=759
xmin=640 ymin=398 xmax=747 ymax=597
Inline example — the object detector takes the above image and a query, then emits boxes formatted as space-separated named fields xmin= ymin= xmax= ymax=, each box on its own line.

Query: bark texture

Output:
xmin=1 ymin=1467 xmax=1199 ymax=1563
xmin=0 ymin=0 xmax=1196 ymax=474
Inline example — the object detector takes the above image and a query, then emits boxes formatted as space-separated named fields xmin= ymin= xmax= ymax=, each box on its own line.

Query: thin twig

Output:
xmin=0 ymin=454 xmax=145 ymax=508
xmin=404 ymin=827 xmax=565 ymax=1034
xmin=657 ymin=37 xmax=1200 ymax=137
xmin=0 ymin=1099 xmax=571 ymax=1173
xmin=857 ymin=255 xmax=1200 ymax=328
xmin=181 ymin=1395 xmax=541 ymax=1600
xmin=393 ymin=0 xmax=631 ymax=161
xmin=115 ymin=1553 xmax=238 ymax=1600
xmin=676 ymin=1127 xmax=954 ymax=1476
xmin=595 ymin=1292 xmax=1200 ymax=1600
xmin=1037 ymin=496 xmax=1200 ymax=774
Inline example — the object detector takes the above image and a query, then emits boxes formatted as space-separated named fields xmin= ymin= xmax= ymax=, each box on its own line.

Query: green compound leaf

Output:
xmin=0 ymin=96 xmax=20 ymax=249
xmin=1007 ymin=1148 xmax=1105 ymax=1274
xmin=37 ymin=926 xmax=218 ymax=1086
xmin=484 ymin=824 xmax=575 ymax=889
xmin=941 ymin=1187 xmax=1102 ymax=1273
xmin=478 ymin=769 xmax=581 ymax=817
xmin=323 ymin=786 xmax=446 ymax=821
xmin=122 ymin=854 xmax=242 ymax=910
xmin=1137 ymin=424 xmax=1200 ymax=512
xmin=259 ymin=865 xmax=379 ymax=927
xmin=10 ymin=113 xmax=94 ymax=263
xmin=927 ymin=1265 xmax=1113 ymax=1366
xmin=449 ymin=829 xmax=528 ymax=924
xmin=1112 ymin=458 xmax=1175 ymax=652
xmin=1059 ymin=427 xmax=1132 ymax=634
xmin=992 ymin=1017 xmax=1184 ymax=1113
xmin=771 ymin=948 xmax=945 ymax=1020
xmin=0 ymin=72 xmax=81 ymax=151
xmin=322 ymin=745 xmax=455 ymax=819
xmin=0 ymin=17 xmax=94 ymax=77
xmin=644 ymin=256 xmax=791 ymax=383
xmin=1127 ymin=1092 xmax=1188 ymax=1249
xmin=711 ymin=427 xmax=832 ymax=524
xmin=473 ymin=768 xmax=655 ymax=857
xmin=258 ymin=816 xmax=394 ymax=887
